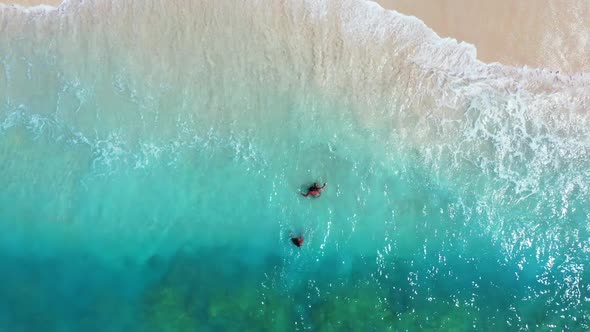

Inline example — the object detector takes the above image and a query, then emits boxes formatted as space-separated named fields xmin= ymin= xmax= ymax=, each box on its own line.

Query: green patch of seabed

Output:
xmin=1 ymin=244 xmax=587 ymax=331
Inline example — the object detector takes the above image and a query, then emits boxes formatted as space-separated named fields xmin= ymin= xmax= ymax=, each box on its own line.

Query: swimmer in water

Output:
xmin=301 ymin=182 xmax=326 ymax=197
xmin=291 ymin=235 xmax=304 ymax=247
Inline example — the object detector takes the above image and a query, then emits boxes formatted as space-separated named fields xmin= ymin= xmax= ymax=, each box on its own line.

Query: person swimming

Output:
xmin=291 ymin=235 xmax=304 ymax=247
xmin=301 ymin=182 xmax=326 ymax=197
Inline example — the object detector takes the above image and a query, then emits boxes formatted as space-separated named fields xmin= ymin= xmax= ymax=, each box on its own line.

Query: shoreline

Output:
xmin=375 ymin=0 xmax=590 ymax=74
xmin=2 ymin=0 xmax=589 ymax=74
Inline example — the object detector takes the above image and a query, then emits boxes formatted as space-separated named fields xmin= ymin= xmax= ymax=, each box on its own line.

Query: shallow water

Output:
xmin=1 ymin=0 xmax=590 ymax=331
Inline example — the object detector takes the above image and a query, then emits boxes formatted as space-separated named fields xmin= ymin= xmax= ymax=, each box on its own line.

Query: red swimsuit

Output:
xmin=291 ymin=236 xmax=304 ymax=247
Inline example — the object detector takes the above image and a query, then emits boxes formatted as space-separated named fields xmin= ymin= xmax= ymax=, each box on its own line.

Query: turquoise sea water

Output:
xmin=1 ymin=0 xmax=590 ymax=330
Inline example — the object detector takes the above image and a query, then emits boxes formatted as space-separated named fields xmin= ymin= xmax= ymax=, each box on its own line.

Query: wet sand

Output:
xmin=2 ymin=0 xmax=589 ymax=73
xmin=375 ymin=0 xmax=590 ymax=73
xmin=0 ymin=0 xmax=61 ymax=6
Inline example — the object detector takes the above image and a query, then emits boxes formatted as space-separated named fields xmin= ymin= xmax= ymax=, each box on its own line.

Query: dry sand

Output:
xmin=375 ymin=0 xmax=590 ymax=73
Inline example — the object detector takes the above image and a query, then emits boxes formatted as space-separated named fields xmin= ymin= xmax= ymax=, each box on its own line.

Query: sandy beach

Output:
xmin=376 ymin=0 xmax=590 ymax=73
xmin=2 ymin=0 xmax=589 ymax=73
